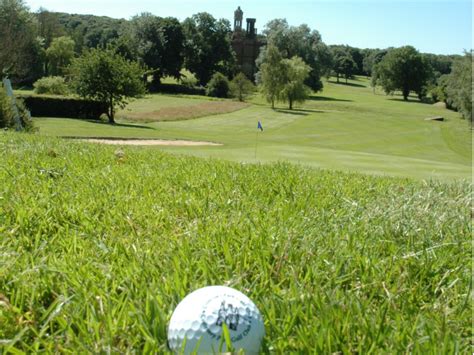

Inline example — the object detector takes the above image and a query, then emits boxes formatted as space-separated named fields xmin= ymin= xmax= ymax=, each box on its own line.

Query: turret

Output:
xmin=234 ymin=6 xmax=243 ymax=31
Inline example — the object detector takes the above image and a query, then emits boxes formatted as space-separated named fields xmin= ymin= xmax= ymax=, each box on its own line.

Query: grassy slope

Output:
xmin=0 ymin=133 xmax=471 ymax=353
xmin=32 ymin=77 xmax=472 ymax=181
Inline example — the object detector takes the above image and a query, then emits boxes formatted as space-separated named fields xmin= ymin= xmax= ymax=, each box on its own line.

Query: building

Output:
xmin=231 ymin=6 xmax=265 ymax=80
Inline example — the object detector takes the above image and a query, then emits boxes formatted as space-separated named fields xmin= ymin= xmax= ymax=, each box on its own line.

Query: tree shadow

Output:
xmin=327 ymin=80 xmax=367 ymax=88
xmin=275 ymin=108 xmax=325 ymax=116
xmin=387 ymin=98 xmax=433 ymax=105
xmin=308 ymin=95 xmax=353 ymax=102
xmin=88 ymin=120 xmax=156 ymax=130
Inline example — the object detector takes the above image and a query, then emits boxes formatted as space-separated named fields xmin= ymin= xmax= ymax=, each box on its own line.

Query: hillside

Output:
xmin=33 ymin=77 xmax=472 ymax=181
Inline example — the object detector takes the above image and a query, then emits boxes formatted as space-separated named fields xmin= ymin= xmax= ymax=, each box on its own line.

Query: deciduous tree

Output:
xmin=70 ymin=48 xmax=146 ymax=123
xmin=375 ymin=46 xmax=429 ymax=100
xmin=0 ymin=0 xmax=40 ymax=81
xmin=46 ymin=36 xmax=75 ymax=76
xmin=257 ymin=45 xmax=286 ymax=108
xmin=280 ymin=56 xmax=311 ymax=110
xmin=182 ymin=12 xmax=235 ymax=85
xmin=230 ymin=73 xmax=255 ymax=101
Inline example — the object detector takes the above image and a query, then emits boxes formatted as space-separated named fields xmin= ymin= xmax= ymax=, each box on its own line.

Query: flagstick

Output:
xmin=254 ymin=130 xmax=259 ymax=160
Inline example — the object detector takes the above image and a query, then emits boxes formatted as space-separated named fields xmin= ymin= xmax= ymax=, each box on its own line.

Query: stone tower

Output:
xmin=231 ymin=6 xmax=264 ymax=80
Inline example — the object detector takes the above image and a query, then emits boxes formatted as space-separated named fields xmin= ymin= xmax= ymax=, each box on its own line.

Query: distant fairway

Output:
xmin=34 ymin=77 xmax=472 ymax=180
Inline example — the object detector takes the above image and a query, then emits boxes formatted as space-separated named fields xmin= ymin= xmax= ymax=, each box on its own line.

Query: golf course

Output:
xmin=1 ymin=0 xmax=472 ymax=353
xmin=33 ymin=76 xmax=471 ymax=181
xmin=1 ymin=75 xmax=472 ymax=353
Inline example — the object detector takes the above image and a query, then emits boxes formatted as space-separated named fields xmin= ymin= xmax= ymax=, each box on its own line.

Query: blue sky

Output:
xmin=24 ymin=0 xmax=472 ymax=55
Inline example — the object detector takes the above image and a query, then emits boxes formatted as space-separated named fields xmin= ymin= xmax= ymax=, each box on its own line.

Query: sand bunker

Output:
xmin=83 ymin=139 xmax=222 ymax=146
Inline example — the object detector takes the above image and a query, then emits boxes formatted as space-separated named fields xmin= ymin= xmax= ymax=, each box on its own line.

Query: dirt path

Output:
xmin=83 ymin=139 xmax=222 ymax=146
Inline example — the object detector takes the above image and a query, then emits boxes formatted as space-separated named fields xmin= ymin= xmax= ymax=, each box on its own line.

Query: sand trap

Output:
xmin=83 ymin=139 xmax=222 ymax=146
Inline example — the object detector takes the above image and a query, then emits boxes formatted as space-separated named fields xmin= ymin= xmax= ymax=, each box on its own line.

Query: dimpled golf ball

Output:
xmin=167 ymin=286 xmax=265 ymax=354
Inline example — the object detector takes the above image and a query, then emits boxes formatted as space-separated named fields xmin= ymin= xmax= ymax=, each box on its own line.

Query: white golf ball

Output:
xmin=167 ymin=286 xmax=265 ymax=354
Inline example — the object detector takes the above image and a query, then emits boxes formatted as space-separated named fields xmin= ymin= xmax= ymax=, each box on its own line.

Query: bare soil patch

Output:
xmin=83 ymin=139 xmax=222 ymax=146
xmin=120 ymin=101 xmax=249 ymax=122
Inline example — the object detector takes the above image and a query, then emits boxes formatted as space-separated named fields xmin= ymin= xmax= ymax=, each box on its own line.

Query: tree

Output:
xmin=375 ymin=46 xmax=429 ymax=100
xmin=0 ymin=0 xmax=41 ymax=82
xmin=257 ymin=45 xmax=286 ymax=108
xmin=46 ymin=36 xmax=75 ymax=76
xmin=129 ymin=14 xmax=184 ymax=84
xmin=206 ymin=72 xmax=230 ymax=98
xmin=331 ymin=46 xmax=357 ymax=83
xmin=444 ymin=52 xmax=472 ymax=123
xmin=263 ymin=19 xmax=331 ymax=91
xmin=363 ymin=48 xmax=388 ymax=77
xmin=182 ymin=12 xmax=235 ymax=85
xmin=230 ymin=73 xmax=255 ymax=101
xmin=280 ymin=56 xmax=311 ymax=110
xmin=70 ymin=48 xmax=146 ymax=124
xmin=36 ymin=8 xmax=65 ymax=47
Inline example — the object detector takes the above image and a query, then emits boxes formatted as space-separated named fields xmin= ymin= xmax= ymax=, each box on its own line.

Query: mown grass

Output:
xmin=0 ymin=132 xmax=471 ymax=353
xmin=32 ymin=77 xmax=472 ymax=181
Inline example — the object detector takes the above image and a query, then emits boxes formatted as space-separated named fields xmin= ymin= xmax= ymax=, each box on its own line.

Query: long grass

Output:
xmin=0 ymin=132 xmax=471 ymax=353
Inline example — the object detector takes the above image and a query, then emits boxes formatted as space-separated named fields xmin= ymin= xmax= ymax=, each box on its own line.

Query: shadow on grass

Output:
xmin=88 ymin=120 xmax=156 ymax=130
xmin=275 ymin=108 xmax=325 ymax=116
xmin=308 ymin=95 xmax=353 ymax=102
xmin=388 ymin=98 xmax=433 ymax=105
xmin=327 ymin=80 xmax=367 ymax=88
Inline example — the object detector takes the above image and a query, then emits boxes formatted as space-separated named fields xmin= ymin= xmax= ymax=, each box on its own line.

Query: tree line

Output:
xmin=0 ymin=0 xmax=471 ymax=124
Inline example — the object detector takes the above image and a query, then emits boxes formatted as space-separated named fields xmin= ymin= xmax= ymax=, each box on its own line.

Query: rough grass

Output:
xmin=120 ymin=100 xmax=249 ymax=122
xmin=0 ymin=132 xmax=471 ymax=353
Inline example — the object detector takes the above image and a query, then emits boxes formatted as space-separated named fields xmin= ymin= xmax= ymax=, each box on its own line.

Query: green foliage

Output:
xmin=362 ymin=48 xmax=388 ymax=77
xmin=70 ymin=48 xmax=146 ymax=123
xmin=0 ymin=88 xmax=34 ymax=130
xmin=263 ymin=19 xmax=330 ymax=91
xmin=36 ymin=9 xmax=65 ymax=47
xmin=375 ymin=46 xmax=430 ymax=100
xmin=21 ymin=95 xmax=107 ymax=119
xmin=257 ymin=45 xmax=286 ymax=108
xmin=206 ymin=72 xmax=230 ymax=98
xmin=280 ymin=56 xmax=312 ymax=109
xmin=129 ymin=14 xmax=185 ymax=84
xmin=180 ymin=72 xmax=198 ymax=88
xmin=0 ymin=0 xmax=41 ymax=82
xmin=258 ymin=46 xmax=311 ymax=109
xmin=443 ymin=52 xmax=472 ymax=123
xmin=0 ymin=132 xmax=471 ymax=352
xmin=33 ymin=76 xmax=69 ymax=95
xmin=182 ymin=12 xmax=235 ymax=85
xmin=46 ymin=36 xmax=75 ymax=76
xmin=229 ymin=73 xmax=255 ymax=101
xmin=331 ymin=46 xmax=358 ymax=83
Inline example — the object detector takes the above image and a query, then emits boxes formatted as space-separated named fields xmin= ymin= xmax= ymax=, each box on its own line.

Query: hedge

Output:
xmin=19 ymin=95 xmax=108 ymax=119
xmin=149 ymin=83 xmax=206 ymax=96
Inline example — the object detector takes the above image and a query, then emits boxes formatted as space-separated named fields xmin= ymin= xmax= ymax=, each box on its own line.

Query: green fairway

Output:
xmin=1 ymin=133 xmax=470 ymax=353
xmin=33 ymin=77 xmax=472 ymax=180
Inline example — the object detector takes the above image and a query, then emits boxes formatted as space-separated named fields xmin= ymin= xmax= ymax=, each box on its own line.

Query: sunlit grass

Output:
xmin=0 ymin=132 xmax=471 ymax=352
xmin=33 ymin=77 xmax=471 ymax=181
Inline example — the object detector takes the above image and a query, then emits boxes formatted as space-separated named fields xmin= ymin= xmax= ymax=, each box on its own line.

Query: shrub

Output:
xmin=20 ymin=95 xmax=107 ymax=119
xmin=180 ymin=73 xmax=198 ymax=88
xmin=0 ymin=89 xmax=35 ymax=131
xmin=230 ymin=73 xmax=255 ymax=101
xmin=206 ymin=72 xmax=230 ymax=98
xmin=33 ymin=76 xmax=70 ymax=95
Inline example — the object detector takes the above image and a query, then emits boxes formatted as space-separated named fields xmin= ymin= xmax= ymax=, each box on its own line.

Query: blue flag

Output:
xmin=257 ymin=121 xmax=263 ymax=131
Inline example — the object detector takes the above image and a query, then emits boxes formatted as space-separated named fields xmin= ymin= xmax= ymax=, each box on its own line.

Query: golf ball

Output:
xmin=167 ymin=286 xmax=265 ymax=354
